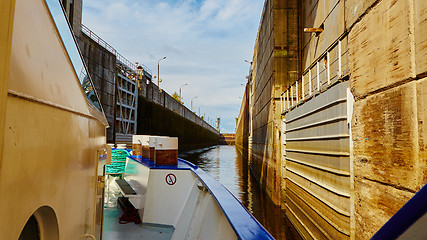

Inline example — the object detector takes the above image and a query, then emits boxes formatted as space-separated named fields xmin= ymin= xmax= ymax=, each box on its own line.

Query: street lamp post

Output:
xmin=179 ymin=83 xmax=188 ymax=98
xmin=191 ymin=96 xmax=197 ymax=110
xmin=157 ymin=56 xmax=166 ymax=90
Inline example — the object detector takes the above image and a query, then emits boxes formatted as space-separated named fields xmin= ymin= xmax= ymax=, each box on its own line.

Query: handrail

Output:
xmin=281 ymin=37 xmax=348 ymax=114
xmin=80 ymin=25 xmax=217 ymax=132
xmin=81 ymin=24 xmax=152 ymax=75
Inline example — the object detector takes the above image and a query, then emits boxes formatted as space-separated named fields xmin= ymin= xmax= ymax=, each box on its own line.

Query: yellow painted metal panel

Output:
xmin=9 ymin=0 xmax=104 ymax=122
xmin=0 ymin=0 xmax=16 ymax=172
xmin=0 ymin=96 xmax=105 ymax=239
xmin=0 ymin=0 xmax=107 ymax=238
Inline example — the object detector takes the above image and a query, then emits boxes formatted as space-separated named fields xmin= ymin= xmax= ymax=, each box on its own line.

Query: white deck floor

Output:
xmin=102 ymin=176 xmax=174 ymax=240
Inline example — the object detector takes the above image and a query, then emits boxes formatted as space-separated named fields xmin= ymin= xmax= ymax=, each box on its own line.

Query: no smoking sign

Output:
xmin=165 ymin=173 xmax=177 ymax=185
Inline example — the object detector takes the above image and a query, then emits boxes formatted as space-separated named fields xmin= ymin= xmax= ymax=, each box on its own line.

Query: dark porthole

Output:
xmin=18 ymin=215 xmax=40 ymax=240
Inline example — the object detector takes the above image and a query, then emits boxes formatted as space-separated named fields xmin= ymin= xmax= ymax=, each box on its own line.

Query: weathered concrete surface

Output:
xmin=352 ymin=82 xmax=420 ymax=191
xmin=76 ymin=31 xmax=218 ymax=148
xmin=243 ymin=0 xmax=427 ymax=238
xmin=415 ymin=0 xmax=427 ymax=76
xmin=241 ymin=0 xmax=300 ymax=207
xmin=349 ymin=0 xmax=427 ymax=237
xmin=61 ymin=0 xmax=82 ymax=37
xmin=303 ymin=0 xmax=345 ymax=70
xmin=417 ymin=78 xmax=427 ymax=175
xmin=345 ymin=0 xmax=377 ymax=28
xmin=236 ymin=84 xmax=249 ymax=150
xmin=354 ymin=178 xmax=414 ymax=240
xmin=137 ymin=79 xmax=219 ymax=151
xmin=352 ymin=80 xmax=427 ymax=238
xmin=251 ymin=0 xmax=277 ymax=204
xmin=137 ymin=95 xmax=219 ymax=151
xmin=349 ymin=0 xmax=412 ymax=98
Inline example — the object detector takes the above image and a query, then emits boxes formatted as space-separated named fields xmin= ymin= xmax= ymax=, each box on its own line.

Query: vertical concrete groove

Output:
xmin=408 ymin=0 xmax=416 ymax=78
xmin=413 ymin=80 xmax=420 ymax=190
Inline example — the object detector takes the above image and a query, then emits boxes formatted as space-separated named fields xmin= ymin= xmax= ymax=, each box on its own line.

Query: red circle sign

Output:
xmin=165 ymin=173 xmax=177 ymax=185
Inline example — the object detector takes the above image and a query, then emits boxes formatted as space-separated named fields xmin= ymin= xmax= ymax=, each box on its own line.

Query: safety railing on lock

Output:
xmin=81 ymin=24 xmax=152 ymax=75
xmin=281 ymin=37 xmax=348 ymax=114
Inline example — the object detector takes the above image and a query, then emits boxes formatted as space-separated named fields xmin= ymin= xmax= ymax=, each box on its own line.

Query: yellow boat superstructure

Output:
xmin=0 ymin=0 xmax=108 ymax=239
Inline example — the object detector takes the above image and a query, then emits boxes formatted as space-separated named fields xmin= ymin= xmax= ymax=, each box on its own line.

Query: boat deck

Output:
xmin=102 ymin=177 xmax=175 ymax=240
xmin=102 ymin=207 xmax=174 ymax=240
xmin=101 ymin=157 xmax=274 ymax=240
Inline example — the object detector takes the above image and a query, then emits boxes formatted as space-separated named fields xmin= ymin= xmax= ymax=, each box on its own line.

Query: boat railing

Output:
xmin=122 ymin=156 xmax=274 ymax=239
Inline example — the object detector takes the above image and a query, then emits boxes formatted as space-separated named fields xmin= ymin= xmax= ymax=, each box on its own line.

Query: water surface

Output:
xmin=180 ymin=145 xmax=301 ymax=240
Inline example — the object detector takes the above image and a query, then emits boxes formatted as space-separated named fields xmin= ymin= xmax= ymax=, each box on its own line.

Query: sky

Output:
xmin=82 ymin=0 xmax=264 ymax=133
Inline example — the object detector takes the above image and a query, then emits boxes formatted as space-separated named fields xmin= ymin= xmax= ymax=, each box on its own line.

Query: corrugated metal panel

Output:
xmin=115 ymin=133 xmax=133 ymax=148
xmin=284 ymin=81 xmax=351 ymax=240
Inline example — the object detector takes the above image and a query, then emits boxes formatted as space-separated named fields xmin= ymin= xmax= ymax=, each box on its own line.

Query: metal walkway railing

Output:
xmin=81 ymin=24 xmax=152 ymax=75
xmin=281 ymin=36 xmax=349 ymax=114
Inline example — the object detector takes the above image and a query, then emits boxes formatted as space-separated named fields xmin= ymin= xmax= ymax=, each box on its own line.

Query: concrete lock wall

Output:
xmin=238 ymin=0 xmax=427 ymax=239
xmin=77 ymin=33 xmax=116 ymax=143
xmin=137 ymin=77 xmax=219 ymax=151
xmin=235 ymin=84 xmax=249 ymax=154
xmin=77 ymin=31 xmax=218 ymax=150
xmin=348 ymin=0 xmax=427 ymax=238
xmin=247 ymin=0 xmax=299 ymax=206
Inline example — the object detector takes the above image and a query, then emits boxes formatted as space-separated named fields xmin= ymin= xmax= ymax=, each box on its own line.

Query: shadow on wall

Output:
xmin=137 ymin=96 xmax=220 ymax=152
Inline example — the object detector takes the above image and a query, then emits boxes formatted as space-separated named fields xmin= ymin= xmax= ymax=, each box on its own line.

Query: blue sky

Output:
xmin=82 ymin=0 xmax=264 ymax=133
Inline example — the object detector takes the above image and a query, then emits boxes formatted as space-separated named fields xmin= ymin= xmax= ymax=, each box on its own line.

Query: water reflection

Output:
xmin=180 ymin=145 xmax=301 ymax=240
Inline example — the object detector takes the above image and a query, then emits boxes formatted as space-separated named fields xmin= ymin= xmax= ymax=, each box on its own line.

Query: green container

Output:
xmin=106 ymin=149 xmax=131 ymax=177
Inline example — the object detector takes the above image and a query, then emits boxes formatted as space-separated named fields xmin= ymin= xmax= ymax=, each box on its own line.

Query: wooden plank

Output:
xmin=155 ymin=149 xmax=178 ymax=165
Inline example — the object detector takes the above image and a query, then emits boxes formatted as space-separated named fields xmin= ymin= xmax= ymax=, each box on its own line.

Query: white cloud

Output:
xmin=216 ymin=0 xmax=244 ymax=21
xmin=82 ymin=0 xmax=263 ymax=132
xmin=199 ymin=0 xmax=220 ymax=21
